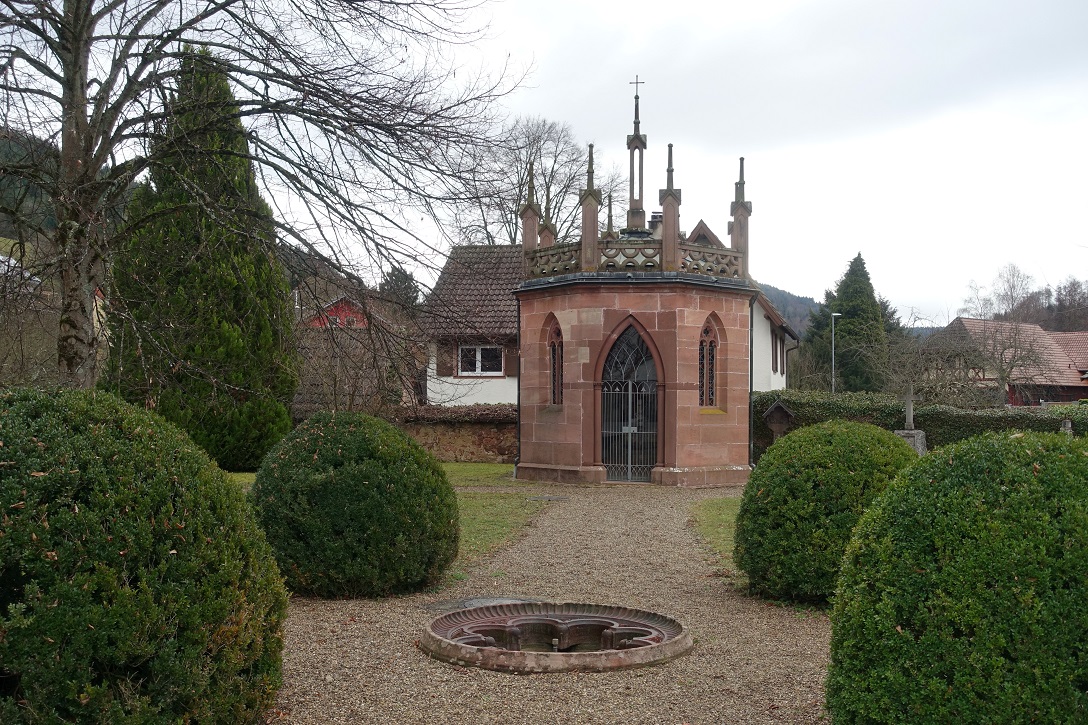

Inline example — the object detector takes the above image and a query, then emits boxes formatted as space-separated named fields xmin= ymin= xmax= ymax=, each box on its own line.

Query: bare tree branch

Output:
xmin=1 ymin=0 xmax=516 ymax=387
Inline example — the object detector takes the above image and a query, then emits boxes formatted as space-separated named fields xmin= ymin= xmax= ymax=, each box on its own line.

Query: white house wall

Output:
xmin=427 ymin=344 xmax=518 ymax=405
xmin=751 ymin=299 xmax=788 ymax=392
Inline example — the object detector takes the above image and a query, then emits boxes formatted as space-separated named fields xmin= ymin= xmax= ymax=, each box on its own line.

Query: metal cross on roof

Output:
xmin=630 ymin=75 xmax=644 ymax=95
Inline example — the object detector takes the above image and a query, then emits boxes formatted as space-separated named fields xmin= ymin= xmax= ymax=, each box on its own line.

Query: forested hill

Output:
xmin=756 ymin=282 xmax=820 ymax=338
xmin=0 ymin=128 xmax=57 ymax=240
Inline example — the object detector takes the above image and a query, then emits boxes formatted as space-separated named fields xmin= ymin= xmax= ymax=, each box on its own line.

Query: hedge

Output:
xmin=734 ymin=421 xmax=917 ymax=603
xmin=752 ymin=390 xmax=1086 ymax=460
xmin=252 ymin=411 xmax=458 ymax=598
xmin=0 ymin=388 xmax=287 ymax=723
xmin=827 ymin=432 xmax=1088 ymax=722
xmin=400 ymin=403 xmax=518 ymax=425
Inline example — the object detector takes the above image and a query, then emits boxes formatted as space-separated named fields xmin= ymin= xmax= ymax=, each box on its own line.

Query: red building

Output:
xmin=303 ymin=297 xmax=369 ymax=329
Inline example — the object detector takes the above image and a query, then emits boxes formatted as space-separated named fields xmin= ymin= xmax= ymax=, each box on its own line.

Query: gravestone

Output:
xmin=895 ymin=384 xmax=927 ymax=455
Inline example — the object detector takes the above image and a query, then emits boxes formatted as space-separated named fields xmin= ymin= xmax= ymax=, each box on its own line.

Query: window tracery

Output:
xmin=699 ymin=323 xmax=717 ymax=406
xmin=548 ymin=324 xmax=564 ymax=404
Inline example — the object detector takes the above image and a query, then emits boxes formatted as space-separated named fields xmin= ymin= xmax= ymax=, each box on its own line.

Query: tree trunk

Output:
xmin=56 ymin=218 xmax=103 ymax=388
xmin=56 ymin=0 xmax=102 ymax=388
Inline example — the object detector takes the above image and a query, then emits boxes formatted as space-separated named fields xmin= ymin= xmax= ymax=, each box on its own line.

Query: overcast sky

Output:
xmin=460 ymin=0 xmax=1088 ymax=325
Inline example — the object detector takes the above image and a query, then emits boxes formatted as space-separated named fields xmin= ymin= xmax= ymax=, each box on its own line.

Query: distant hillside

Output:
xmin=0 ymin=128 xmax=58 ymax=240
xmin=756 ymin=282 xmax=820 ymax=338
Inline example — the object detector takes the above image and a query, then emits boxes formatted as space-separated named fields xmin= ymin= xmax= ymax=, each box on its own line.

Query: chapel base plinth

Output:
xmin=651 ymin=465 xmax=750 ymax=488
xmin=515 ymin=463 xmax=609 ymax=485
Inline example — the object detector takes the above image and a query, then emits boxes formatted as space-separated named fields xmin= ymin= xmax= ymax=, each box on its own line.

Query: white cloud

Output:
xmin=459 ymin=0 xmax=1088 ymax=322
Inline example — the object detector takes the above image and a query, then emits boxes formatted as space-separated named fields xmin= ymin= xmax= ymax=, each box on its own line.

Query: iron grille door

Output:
xmin=602 ymin=380 xmax=658 ymax=481
xmin=601 ymin=327 xmax=658 ymax=482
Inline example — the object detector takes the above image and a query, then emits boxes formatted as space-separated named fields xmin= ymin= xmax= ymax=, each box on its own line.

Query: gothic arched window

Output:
xmin=699 ymin=324 xmax=717 ymax=406
xmin=548 ymin=323 xmax=564 ymax=405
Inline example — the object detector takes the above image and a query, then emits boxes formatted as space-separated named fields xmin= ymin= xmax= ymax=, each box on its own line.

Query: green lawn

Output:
xmin=227 ymin=471 xmax=255 ymax=491
xmin=443 ymin=462 xmax=519 ymax=487
xmin=691 ymin=496 xmax=743 ymax=570
xmin=454 ymin=490 xmax=544 ymax=566
xmin=447 ymin=463 xmax=544 ymax=574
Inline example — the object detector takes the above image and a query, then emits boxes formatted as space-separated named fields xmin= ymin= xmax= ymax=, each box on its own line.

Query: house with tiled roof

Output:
xmin=939 ymin=317 xmax=1088 ymax=405
xmin=420 ymin=244 xmax=523 ymax=405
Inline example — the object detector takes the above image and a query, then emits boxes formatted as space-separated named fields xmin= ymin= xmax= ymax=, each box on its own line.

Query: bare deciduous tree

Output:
xmin=0 ymin=0 xmax=513 ymax=388
xmin=451 ymin=116 xmax=626 ymax=246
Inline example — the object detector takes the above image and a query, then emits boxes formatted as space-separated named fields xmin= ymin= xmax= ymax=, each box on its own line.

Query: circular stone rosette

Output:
xmin=420 ymin=602 xmax=693 ymax=673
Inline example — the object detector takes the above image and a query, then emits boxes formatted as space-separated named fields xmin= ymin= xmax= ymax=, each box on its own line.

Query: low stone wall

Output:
xmin=401 ymin=421 xmax=517 ymax=464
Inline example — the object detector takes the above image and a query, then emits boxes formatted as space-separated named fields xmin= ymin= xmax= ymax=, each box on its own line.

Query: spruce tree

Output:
xmin=803 ymin=254 xmax=889 ymax=392
xmin=108 ymin=50 xmax=297 ymax=471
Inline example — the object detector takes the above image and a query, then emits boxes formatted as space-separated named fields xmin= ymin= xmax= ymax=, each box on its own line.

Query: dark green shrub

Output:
xmin=0 ymin=388 xmax=287 ymax=724
xmin=733 ymin=420 xmax=917 ymax=603
xmin=827 ymin=432 xmax=1088 ymax=723
xmin=251 ymin=412 xmax=458 ymax=597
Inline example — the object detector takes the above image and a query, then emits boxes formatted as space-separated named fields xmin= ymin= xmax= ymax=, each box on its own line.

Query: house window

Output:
xmin=459 ymin=345 xmax=503 ymax=375
xmin=772 ymin=330 xmax=779 ymax=374
xmin=699 ymin=324 xmax=717 ymax=406
xmin=548 ymin=324 xmax=563 ymax=404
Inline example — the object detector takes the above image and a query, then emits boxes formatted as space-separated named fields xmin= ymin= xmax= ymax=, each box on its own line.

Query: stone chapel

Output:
xmin=514 ymin=92 xmax=796 ymax=486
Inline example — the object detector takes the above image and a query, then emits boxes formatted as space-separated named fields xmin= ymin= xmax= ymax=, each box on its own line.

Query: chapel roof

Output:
xmin=422 ymin=244 xmax=522 ymax=338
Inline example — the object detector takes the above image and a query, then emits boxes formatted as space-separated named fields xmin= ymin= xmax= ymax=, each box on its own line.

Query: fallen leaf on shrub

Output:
xmin=79 ymin=693 xmax=90 ymax=705
xmin=44 ymin=551 xmax=57 ymax=560
xmin=895 ymin=625 xmax=903 ymax=633
xmin=169 ymin=549 xmax=177 ymax=554
xmin=9 ymin=501 xmax=25 ymax=509
xmin=30 ymin=471 xmax=45 ymax=477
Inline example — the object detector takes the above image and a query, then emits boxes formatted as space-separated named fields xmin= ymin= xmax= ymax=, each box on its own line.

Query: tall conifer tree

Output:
xmin=108 ymin=49 xmax=297 ymax=471
xmin=803 ymin=254 xmax=889 ymax=392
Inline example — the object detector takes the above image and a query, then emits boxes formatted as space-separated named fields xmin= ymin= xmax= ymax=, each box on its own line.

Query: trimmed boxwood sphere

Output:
xmin=0 ymin=388 xmax=287 ymax=724
xmin=827 ymin=432 xmax=1088 ymax=723
xmin=251 ymin=412 xmax=458 ymax=598
xmin=733 ymin=420 xmax=917 ymax=603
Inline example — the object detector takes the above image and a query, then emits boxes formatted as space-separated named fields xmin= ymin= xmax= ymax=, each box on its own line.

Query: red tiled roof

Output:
xmin=422 ymin=245 xmax=522 ymax=338
xmin=951 ymin=317 xmax=1087 ymax=387
xmin=1053 ymin=331 xmax=1088 ymax=374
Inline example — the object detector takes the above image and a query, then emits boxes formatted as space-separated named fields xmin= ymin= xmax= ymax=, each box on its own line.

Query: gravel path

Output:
xmin=274 ymin=484 xmax=830 ymax=724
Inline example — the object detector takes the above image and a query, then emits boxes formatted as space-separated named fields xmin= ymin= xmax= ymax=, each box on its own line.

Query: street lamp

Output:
xmin=831 ymin=312 xmax=842 ymax=394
